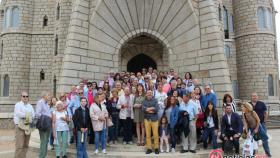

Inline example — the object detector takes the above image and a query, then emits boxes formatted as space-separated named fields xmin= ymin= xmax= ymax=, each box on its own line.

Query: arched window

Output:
xmin=224 ymin=45 xmax=230 ymax=58
xmin=223 ymin=6 xmax=229 ymax=38
xmin=268 ymin=74 xmax=274 ymax=96
xmin=53 ymin=75 xmax=57 ymax=97
xmin=232 ymin=80 xmax=239 ymax=98
xmin=54 ymin=35 xmax=58 ymax=55
xmin=3 ymin=74 xmax=9 ymax=97
xmin=229 ymin=14 xmax=234 ymax=32
xmin=258 ymin=7 xmax=266 ymax=29
xmin=266 ymin=8 xmax=273 ymax=30
xmin=11 ymin=7 xmax=19 ymax=27
xmin=56 ymin=3 xmax=60 ymax=20
xmin=43 ymin=15 xmax=48 ymax=27
xmin=4 ymin=8 xmax=11 ymax=28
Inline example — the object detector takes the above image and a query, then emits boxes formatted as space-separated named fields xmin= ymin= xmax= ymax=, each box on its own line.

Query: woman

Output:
xmin=169 ymin=96 xmax=179 ymax=153
xmin=223 ymin=94 xmax=237 ymax=115
xmin=242 ymin=102 xmax=272 ymax=157
xmin=52 ymin=101 xmax=69 ymax=158
xmin=59 ymin=93 xmax=69 ymax=109
xmin=176 ymin=78 xmax=183 ymax=89
xmin=92 ymin=82 xmax=98 ymax=97
xmin=183 ymin=72 xmax=192 ymax=87
xmin=90 ymin=94 xmax=109 ymax=155
xmin=172 ymin=90 xmax=182 ymax=104
xmin=133 ymin=84 xmax=146 ymax=146
xmin=202 ymin=101 xmax=219 ymax=149
xmin=49 ymin=97 xmax=58 ymax=150
xmin=106 ymin=88 xmax=119 ymax=144
xmin=73 ymin=97 xmax=91 ymax=158
xmin=103 ymin=81 xmax=111 ymax=100
xmin=155 ymin=82 xmax=168 ymax=120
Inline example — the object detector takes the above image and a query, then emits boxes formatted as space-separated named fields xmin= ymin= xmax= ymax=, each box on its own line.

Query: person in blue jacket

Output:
xmin=168 ymin=96 xmax=179 ymax=153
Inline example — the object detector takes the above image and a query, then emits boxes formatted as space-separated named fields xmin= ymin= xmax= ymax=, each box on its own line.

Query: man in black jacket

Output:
xmin=221 ymin=104 xmax=243 ymax=154
xmin=73 ymin=97 xmax=91 ymax=158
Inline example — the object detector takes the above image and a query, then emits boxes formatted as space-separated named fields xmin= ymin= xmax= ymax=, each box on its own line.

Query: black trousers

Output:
xmin=122 ymin=117 xmax=133 ymax=142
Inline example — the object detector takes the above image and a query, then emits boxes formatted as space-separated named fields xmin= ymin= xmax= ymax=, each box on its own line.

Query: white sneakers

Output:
xmin=171 ymin=148 xmax=176 ymax=153
xmin=94 ymin=149 xmax=107 ymax=155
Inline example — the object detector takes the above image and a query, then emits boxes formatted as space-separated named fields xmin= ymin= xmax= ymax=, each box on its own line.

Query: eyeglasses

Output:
xmin=79 ymin=92 xmax=83 ymax=94
xmin=22 ymin=95 xmax=29 ymax=98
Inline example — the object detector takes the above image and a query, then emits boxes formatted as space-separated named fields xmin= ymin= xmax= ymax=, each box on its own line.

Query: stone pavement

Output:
xmin=0 ymin=129 xmax=280 ymax=158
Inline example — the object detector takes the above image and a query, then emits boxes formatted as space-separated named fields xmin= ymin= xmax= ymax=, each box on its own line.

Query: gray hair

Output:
xmin=41 ymin=91 xmax=50 ymax=98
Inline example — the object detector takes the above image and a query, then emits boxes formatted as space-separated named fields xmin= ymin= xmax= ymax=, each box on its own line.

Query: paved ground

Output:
xmin=1 ymin=129 xmax=280 ymax=157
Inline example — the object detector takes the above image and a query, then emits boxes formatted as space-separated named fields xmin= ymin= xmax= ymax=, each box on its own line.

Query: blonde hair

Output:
xmin=243 ymin=102 xmax=253 ymax=112
xmin=55 ymin=101 xmax=64 ymax=109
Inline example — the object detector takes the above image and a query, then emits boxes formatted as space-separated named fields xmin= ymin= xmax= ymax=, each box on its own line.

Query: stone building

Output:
xmin=0 ymin=0 xmax=278 ymax=127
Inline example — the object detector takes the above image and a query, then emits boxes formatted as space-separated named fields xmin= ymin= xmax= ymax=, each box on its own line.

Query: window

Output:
xmin=229 ymin=14 xmax=234 ymax=32
xmin=266 ymin=9 xmax=273 ymax=30
xmin=232 ymin=80 xmax=239 ymax=99
xmin=0 ymin=41 xmax=3 ymax=59
xmin=224 ymin=45 xmax=230 ymax=58
xmin=54 ymin=35 xmax=58 ymax=55
xmin=274 ymin=42 xmax=277 ymax=60
xmin=3 ymin=74 xmax=9 ymax=96
xmin=53 ymin=75 xmax=57 ymax=97
xmin=11 ymin=7 xmax=19 ymax=27
xmin=4 ymin=8 xmax=11 ymax=29
xmin=43 ymin=15 xmax=48 ymax=27
xmin=268 ymin=74 xmax=274 ymax=96
xmin=218 ymin=5 xmax=222 ymax=21
xmin=56 ymin=3 xmax=60 ymax=20
xmin=258 ymin=7 xmax=266 ymax=29
xmin=223 ymin=6 xmax=229 ymax=39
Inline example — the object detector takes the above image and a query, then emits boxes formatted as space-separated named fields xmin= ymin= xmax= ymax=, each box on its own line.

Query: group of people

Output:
xmin=13 ymin=67 xmax=272 ymax=158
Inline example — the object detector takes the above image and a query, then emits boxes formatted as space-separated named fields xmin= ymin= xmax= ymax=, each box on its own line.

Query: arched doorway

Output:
xmin=127 ymin=54 xmax=157 ymax=73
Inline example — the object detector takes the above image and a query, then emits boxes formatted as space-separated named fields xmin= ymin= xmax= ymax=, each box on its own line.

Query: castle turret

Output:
xmin=0 ymin=0 xmax=33 ymax=106
xmin=233 ymin=0 xmax=279 ymax=100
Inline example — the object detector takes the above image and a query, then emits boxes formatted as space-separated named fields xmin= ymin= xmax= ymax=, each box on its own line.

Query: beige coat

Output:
xmin=117 ymin=94 xmax=134 ymax=120
xmin=90 ymin=103 xmax=108 ymax=131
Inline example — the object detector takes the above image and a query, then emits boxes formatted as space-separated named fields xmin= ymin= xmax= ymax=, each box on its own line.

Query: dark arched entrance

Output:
xmin=127 ymin=54 xmax=157 ymax=73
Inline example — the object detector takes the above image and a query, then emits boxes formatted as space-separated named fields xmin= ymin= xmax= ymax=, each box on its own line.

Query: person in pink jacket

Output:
xmin=90 ymin=94 xmax=108 ymax=155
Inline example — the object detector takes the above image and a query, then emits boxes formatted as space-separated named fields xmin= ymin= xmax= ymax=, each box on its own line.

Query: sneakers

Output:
xmin=123 ymin=141 xmax=127 ymax=145
xmin=94 ymin=149 xmax=98 ymax=155
xmin=189 ymin=150 xmax=196 ymax=153
xmin=128 ymin=141 xmax=133 ymax=145
xmin=171 ymin=148 xmax=176 ymax=153
xmin=160 ymin=149 xmax=164 ymax=153
xmin=155 ymin=149 xmax=160 ymax=154
xmin=146 ymin=149 xmax=152 ymax=154
xmin=102 ymin=149 xmax=107 ymax=154
xmin=180 ymin=150 xmax=188 ymax=153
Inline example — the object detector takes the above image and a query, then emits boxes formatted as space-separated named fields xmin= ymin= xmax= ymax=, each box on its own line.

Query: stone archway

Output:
xmin=127 ymin=54 xmax=157 ymax=73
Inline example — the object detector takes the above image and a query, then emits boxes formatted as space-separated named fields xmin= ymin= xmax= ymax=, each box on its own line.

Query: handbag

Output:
xmin=107 ymin=117 xmax=114 ymax=127
xmin=253 ymin=132 xmax=260 ymax=141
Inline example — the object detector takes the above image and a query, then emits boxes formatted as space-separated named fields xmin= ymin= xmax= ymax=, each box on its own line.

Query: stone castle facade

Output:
xmin=0 ymin=0 xmax=278 ymax=126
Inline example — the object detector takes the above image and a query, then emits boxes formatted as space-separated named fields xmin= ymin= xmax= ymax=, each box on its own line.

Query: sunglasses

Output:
xmin=22 ymin=95 xmax=29 ymax=98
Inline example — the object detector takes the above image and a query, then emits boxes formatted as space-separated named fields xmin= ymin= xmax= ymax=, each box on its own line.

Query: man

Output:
xmin=143 ymin=90 xmax=160 ymax=154
xmin=167 ymin=79 xmax=182 ymax=97
xmin=14 ymin=91 xmax=35 ymax=158
xmin=249 ymin=92 xmax=268 ymax=132
xmin=201 ymin=84 xmax=217 ymax=110
xmin=143 ymin=75 xmax=151 ymax=91
xmin=117 ymin=87 xmax=134 ymax=145
xmin=136 ymin=72 xmax=145 ymax=86
xmin=35 ymin=91 xmax=52 ymax=158
xmin=179 ymin=93 xmax=198 ymax=153
xmin=84 ymin=82 xmax=95 ymax=106
xmin=220 ymin=104 xmax=243 ymax=154
xmin=147 ymin=67 xmax=153 ymax=75
xmin=167 ymin=69 xmax=175 ymax=83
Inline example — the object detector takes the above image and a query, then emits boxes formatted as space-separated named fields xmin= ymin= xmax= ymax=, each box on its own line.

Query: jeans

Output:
xmin=144 ymin=119 xmax=159 ymax=149
xmin=122 ymin=117 xmax=133 ymax=142
xmin=250 ymin=124 xmax=271 ymax=157
xmin=39 ymin=129 xmax=51 ymax=158
xmin=261 ymin=122 xmax=267 ymax=133
xmin=77 ymin=131 xmax=88 ymax=158
xmin=55 ymin=131 xmax=68 ymax=157
xmin=108 ymin=114 xmax=119 ymax=142
xmin=49 ymin=127 xmax=54 ymax=146
xmin=170 ymin=128 xmax=176 ymax=148
xmin=202 ymin=127 xmax=217 ymax=149
xmin=94 ymin=129 xmax=107 ymax=150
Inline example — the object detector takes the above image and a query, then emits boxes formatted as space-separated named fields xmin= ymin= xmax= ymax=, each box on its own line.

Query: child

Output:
xmin=159 ymin=116 xmax=170 ymax=153
xmin=52 ymin=101 xmax=69 ymax=158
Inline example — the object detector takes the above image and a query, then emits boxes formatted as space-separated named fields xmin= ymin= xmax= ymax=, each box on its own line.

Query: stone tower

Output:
xmin=0 ymin=0 xmax=33 ymax=106
xmin=233 ymin=0 xmax=279 ymax=101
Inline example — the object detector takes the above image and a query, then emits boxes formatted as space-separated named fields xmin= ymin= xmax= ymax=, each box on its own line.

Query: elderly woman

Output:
xmin=242 ymin=102 xmax=271 ymax=157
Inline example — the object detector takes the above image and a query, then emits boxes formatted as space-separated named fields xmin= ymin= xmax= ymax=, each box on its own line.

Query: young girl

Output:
xmin=52 ymin=101 xmax=69 ymax=158
xmin=159 ymin=116 xmax=170 ymax=153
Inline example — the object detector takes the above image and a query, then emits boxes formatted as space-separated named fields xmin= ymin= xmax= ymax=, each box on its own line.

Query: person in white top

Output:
xmin=52 ymin=101 xmax=69 ymax=158
xmin=13 ymin=91 xmax=35 ymax=158
xmin=155 ymin=82 xmax=167 ymax=120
